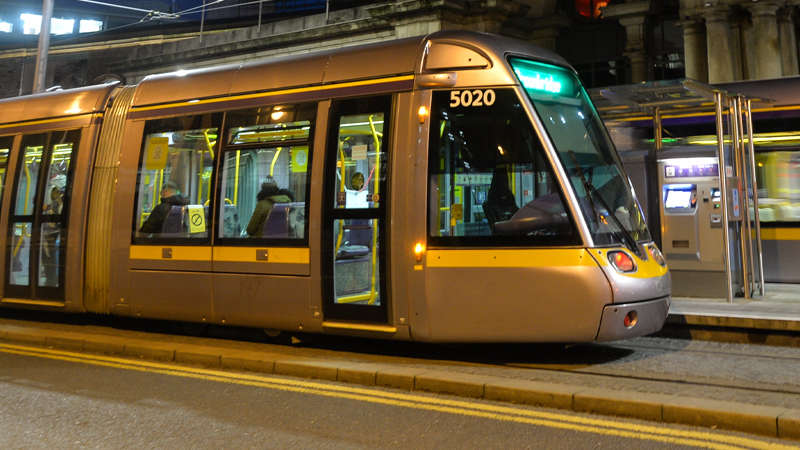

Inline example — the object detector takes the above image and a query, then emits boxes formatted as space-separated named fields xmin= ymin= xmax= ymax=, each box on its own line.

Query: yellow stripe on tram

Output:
xmin=213 ymin=246 xmax=310 ymax=264
xmin=0 ymin=112 xmax=102 ymax=129
xmin=0 ymin=342 xmax=790 ymax=450
xmin=132 ymin=75 xmax=415 ymax=113
xmin=129 ymin=245 xmax=212 ymax=261
xmin=759 ymin=228 xmax=800 ymax=241
xmin=426 ymin=248 xmax=596 ymax=268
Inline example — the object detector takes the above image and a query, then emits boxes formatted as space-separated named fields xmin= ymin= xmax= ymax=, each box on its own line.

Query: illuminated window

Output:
xmin=79 ymin=19 xmax=102 ymax=33
xmin=0 ymin=20 xmax=12 ymax=33
xmin=20 ymin=14 xmax=79 ymax=35
xmin=575 ymin=0 xmax=610 ymax=19
xmin=21 ymin=13 xmax=41 ymax=35
xmin=51 ymin=17 xmax=74 ymax=35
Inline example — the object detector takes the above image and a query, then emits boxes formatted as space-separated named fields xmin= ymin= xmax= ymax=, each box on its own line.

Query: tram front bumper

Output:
xmin=595 ymin=296 xmax=671 ymax=342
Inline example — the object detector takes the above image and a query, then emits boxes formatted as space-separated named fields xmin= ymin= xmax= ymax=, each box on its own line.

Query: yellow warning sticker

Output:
xmin=145 ymin=136 xmax=169 ymax=171
xmin=187 ymin=205 xmax=206 ymax=234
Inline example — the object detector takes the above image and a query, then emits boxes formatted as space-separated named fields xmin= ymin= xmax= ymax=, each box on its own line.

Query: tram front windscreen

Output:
xmin=509 ymin=57 xmax=651 ymax=249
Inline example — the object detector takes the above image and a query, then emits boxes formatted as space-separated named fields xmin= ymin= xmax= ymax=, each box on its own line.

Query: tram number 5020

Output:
xmin=449 ymin=89 xmax=496 ymax=108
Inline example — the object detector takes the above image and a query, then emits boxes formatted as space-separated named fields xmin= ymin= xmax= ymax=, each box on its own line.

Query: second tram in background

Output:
xmin=0 ymin=31 xmax=669 ymax=342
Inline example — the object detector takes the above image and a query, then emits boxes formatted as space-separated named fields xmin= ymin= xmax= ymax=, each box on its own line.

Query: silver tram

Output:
xmin=0 ymin=31 xmax=670 ymax=342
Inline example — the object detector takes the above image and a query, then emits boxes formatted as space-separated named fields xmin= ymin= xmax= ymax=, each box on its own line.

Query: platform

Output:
xmin=666 ymin=283 xmax=800 ymax=340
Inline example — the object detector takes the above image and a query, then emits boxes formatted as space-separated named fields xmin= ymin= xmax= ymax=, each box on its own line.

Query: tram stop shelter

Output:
xmin=589 ymin=79 xmax=767 ymax=304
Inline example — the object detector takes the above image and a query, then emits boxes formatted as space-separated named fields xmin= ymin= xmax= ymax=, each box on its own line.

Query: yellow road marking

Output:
xmin=0 ymin=342 xmax=790 ymax=450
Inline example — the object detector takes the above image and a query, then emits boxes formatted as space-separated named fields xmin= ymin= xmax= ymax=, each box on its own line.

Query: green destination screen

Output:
xmin=509 ymin=57 xmax=576 ymax=97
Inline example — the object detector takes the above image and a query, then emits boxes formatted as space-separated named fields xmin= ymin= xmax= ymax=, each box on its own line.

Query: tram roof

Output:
xmin=0 ymin=31 xmax=570 ymax=127
xmin=0 ymin=82 xmax=117 ymax=128
xmin=131 ymin=30 xmax=571 ymax=108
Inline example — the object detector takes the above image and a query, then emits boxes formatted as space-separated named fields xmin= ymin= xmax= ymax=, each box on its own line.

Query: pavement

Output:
xmin=1 ymin=313 xmax=800 ymax=442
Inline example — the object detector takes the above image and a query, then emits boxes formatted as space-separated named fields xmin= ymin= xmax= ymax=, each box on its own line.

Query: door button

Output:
xmin=162 ymin=248 xmax=173 ymax=259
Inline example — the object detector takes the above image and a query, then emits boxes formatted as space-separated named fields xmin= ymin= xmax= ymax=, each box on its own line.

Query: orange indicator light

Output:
xmin=418 ymin=105 xmax=429 ymax=123
xmin=414 ymin=242 xmax=425 ymax=262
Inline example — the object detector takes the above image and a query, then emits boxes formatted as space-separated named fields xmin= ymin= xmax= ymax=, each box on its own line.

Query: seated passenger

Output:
xmin=246 ymin=176 xmax=293 ymax=237
xmin=139 ymin=181 xmax=188 ymax=234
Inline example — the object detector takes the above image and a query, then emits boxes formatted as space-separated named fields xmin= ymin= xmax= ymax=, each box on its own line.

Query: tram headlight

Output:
xmin=608 ymin=250 xmax=636 ymax=273
xmin=646 ymin=244 xmax=666 ymax=267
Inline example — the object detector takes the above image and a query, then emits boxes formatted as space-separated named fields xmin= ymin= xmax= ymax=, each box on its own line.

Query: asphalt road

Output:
xmin=0 ymin=347 xmax=789 ymax=450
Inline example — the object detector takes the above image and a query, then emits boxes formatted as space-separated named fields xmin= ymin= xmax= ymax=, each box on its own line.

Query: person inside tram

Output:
xmin=345 ymin=171 xmax=368 ymax=208
xmin=351 ymin=171 xmax=365 ymax=191
xmin=139 ymin=181 xmax=188 ymax=234
xmin=41 ymin=183 xmax=66 ymax=285
xmin=246 ymin=176 xmax=293 ymax=237
xmin=483 ymin=166 xmax=519 ymax=232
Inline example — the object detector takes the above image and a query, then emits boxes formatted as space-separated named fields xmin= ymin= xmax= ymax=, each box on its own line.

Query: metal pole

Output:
xmin=326 ymin=0 xmax=330 ymax=23
xmin=649 ymin=107 xmax=663 ymax=249
xmin=733 ymin=96 xmax=752 ymax=299
xmin=715 ymin=92 xmax=734 ymax=303
xmin=33 ymin=0 xmax=53 ymax=93
xmin=746 ymin=99 xmax=766 ymax=296
xmin=200 ymin=0 xmax=206 ymax=43
xmin=258 ymin=0 xmax=263 ymax=32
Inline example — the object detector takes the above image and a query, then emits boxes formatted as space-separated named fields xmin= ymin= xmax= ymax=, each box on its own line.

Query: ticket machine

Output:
xmin=659 ymin=157 xmax=742 ymax=297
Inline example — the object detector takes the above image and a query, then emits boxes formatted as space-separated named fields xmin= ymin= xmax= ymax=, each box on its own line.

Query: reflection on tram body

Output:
xmin=756 ymin=150 xmax=800 ymax=222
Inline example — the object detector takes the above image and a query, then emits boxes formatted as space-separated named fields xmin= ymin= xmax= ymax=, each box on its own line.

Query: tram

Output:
xmin=0 ymin=31 xmax=669 ymax=342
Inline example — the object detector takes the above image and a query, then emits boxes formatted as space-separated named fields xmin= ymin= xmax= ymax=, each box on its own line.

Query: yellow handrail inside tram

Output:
xmin=270 ymin=147 xmax=282 ymax=177
xmin=233 ymin=150 xmax=241 ymax=205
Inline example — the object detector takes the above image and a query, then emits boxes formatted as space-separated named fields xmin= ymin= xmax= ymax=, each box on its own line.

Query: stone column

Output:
xmin=778 ymin=7 xmax=799 ymax=76
xmin=747 ymin=1 xmax=782 ymax=79
xmin=603 ymin=1 xmax=651 ymax=83
xmin=704 ymin=7 xmax=737 ymax=83
xmin=619 ymin=15 xmax=648 ymax=83
xmin=680 ymin=18 xmax=708 ymax=82
xmin=530 ymin=26 xmax=561 ymax=51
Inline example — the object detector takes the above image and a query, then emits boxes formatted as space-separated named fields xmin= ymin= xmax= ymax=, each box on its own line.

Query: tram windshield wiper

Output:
xmin=567 ymin=150 xmax=641 ymax=256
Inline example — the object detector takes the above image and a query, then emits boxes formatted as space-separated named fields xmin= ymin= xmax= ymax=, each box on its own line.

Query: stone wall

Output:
xmin=0 ymin=0 xmax=551 ymax=99
xmin=679 ymin=0 xmax=800 ymax=83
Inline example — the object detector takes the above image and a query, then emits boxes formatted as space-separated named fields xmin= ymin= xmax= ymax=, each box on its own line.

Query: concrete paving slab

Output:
xmin=662 ymin=397 xmax=785 ymax=437
xmin=573 ymin=388 xmax=671 ymax=422
xmin=414 ymin=371 xmax=489 ymax=398
xmin=483 ymin=379 xmax=574 ymax=410
xmin=375 ymin=367 xmax=424 ymax=391
xmin=778 ymin=410 xmax=800 ymax=440
xmin=274 ymin=360 xmax=338 ymax=381
xmin=220 ymin=350 xmax=277 ymax=374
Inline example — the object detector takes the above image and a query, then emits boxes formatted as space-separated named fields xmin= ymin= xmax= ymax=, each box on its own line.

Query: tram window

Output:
xmin=333 ymin=113 xmax=386 ymax=210
xmin=428 ymin=88 xmax=579 ymax=246
xmin=218 ymin=104 xmax=313 ymax=241
xmin=0 ymin=136 xmax=11 ymax=208
xmin=14 ymin=134 xmax=47 ymax=216
xmin=218 ymin=146 xmax=309 ymax=239
xmin=133 ymin=113 xmax=221 ymax=241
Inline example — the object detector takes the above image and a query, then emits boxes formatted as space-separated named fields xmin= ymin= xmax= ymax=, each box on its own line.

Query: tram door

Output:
xmin=323 ymin=96 xmax=391 ymax=323
xmin=5 ymin=130 xmax=78 ymax=301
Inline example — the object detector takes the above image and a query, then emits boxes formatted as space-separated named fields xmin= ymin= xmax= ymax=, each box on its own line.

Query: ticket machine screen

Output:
xmin=663 ymin=184 xmax=697 ymax=211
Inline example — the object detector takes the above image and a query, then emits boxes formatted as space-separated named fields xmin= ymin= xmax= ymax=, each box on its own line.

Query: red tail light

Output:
xmin=608 ymin=250 xmax=636 ymax=273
